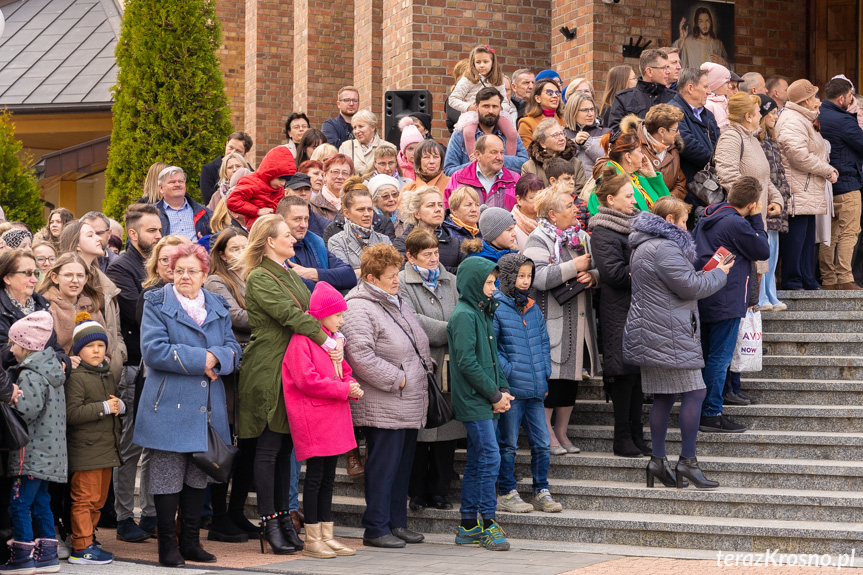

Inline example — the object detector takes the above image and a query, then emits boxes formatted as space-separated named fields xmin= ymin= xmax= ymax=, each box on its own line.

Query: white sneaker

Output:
xmin=756 ymin=303 xmax=773 ymax=311
xmin=772 ymin=301 xmax=787 ymax=311
xmin=497 ymin=489 xmax=533 ymax=513
xmin=532 ymin=489 xmax=563 ymax=513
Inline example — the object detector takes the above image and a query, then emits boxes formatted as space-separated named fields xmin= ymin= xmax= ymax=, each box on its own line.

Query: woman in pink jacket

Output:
xmin=282 ymin=281 xmax=363 ymax=559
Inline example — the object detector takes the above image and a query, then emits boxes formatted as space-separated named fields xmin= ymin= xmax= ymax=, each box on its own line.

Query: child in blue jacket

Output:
xmin=492 ymin=254 xmax=562 ymax=514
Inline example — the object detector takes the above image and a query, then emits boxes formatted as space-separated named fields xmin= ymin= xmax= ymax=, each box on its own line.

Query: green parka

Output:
xmin=65 ymin=360 xmax=122 ymax=473
xmin=238 ymin=257 xmax=327 ymax=438
xmin=446 ymin=257 xmax=508 ymax=422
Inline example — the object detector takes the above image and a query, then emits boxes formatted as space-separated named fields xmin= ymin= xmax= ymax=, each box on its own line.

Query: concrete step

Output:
xmin=573 ymin=400 xmax=863 ymax=432
xmin=559 ymin=425 xmax=863 ymax=460
xmin=454 ymin=450 xmax=863 ymax=491
xmin=329 ymin=494 xmax=863 ymax=554
xmin=577 ymin=377 xmax=863 ymax=406
xmin=761 ymin=311 xmax=863 ymax=334
xmin=764 ymin=332 xmax=863 ymax=356
xmin=775 ymin=290 xmax=863 ymax=311
xmin=758 ymin=355 xmax=863 ymax=380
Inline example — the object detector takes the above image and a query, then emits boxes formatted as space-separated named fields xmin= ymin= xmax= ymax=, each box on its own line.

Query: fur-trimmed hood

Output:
xmin=620 ymin=114 xmax=685 ymax=154
xmin=528 ymin=138 xmax=578 ymax=165
xmin=630 ymin=211 xmax=696 ymax=262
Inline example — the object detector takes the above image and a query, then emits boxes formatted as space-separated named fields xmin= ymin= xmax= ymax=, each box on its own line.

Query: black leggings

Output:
xmin=302 ymin=455 xmax=338 ymax=524
xmin=254 ymin=426 xmax=293 ymax=518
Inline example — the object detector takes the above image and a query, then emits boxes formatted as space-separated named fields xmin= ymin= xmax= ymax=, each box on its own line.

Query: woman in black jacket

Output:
xmin=587 ymin=165 xmax=644 ymax=458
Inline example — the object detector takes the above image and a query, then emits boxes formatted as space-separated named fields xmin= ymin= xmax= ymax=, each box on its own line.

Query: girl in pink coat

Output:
xmin=282 ymin=281 xmax=363 ymax=559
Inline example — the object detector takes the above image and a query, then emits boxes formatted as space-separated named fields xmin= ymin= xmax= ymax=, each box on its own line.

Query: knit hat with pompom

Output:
xmin=71 ymin=311 xmax=108 ymax=355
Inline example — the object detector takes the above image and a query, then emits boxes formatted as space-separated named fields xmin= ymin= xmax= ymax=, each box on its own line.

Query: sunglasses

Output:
xmin=544 ymin=89 xmax=562 ymax=97
xmin=11 ymin=270 xmax=38 ymax=278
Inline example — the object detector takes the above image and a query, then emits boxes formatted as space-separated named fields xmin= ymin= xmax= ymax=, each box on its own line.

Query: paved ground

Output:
xmin=79 ymin=526 xmax=860 ymax=574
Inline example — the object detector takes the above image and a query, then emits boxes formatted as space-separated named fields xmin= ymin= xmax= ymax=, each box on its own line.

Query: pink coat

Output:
xmin=282 ymin=332 xmax=357 ymax=461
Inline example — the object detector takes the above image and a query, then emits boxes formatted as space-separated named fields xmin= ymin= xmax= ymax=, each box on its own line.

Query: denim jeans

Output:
xmin=461 ymin=419 xmax=501 ymax=521
xmin=497 ymin=398 xmax=550 ymax=494
xmin=759 ymin=230 xmax=780 ymax=306
xmin=723 ymin=369 xmax=742 ymax=396
xmin=701 ymin=318 xmax=742 ymax=417
xmin=10 ymin=476 xmax=54 ymax=542
xmin=289 ymin=449 xmax=300 ymax=512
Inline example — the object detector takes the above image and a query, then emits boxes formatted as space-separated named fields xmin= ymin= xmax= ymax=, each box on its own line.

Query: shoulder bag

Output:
xmin=379 ymin=305 xmax=453 ymax=429
xmin=191 ymin=383 xmax=238 ymax=483
xmin=0 ymin=402 xmax=29 ymax=451
xmin=688 ymin=132 xmax=745 ymax=206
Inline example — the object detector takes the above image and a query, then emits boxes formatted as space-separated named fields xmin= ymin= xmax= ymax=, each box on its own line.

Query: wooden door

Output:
xmin=809 ymin=0 xmax=860 ymax=90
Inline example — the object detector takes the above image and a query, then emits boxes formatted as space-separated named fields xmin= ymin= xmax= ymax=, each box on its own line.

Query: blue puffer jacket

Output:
xmin=493 ymin=290 xmax=551 ymax=400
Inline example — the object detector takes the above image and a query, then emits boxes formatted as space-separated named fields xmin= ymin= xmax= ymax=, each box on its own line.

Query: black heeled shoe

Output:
xmin=277 ymin=513 xmax=304 ymax=551
xmin=259 ymin=518 xmax=296 ymax=555
xmin=645 ymin=456 xmax=678 ymax=488
xmin=675 ymin=456 xmax=719 ymax=489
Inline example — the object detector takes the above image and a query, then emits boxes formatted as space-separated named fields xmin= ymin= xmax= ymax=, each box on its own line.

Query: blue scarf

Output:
xmin=412 ymin=264 xmax=440 ymax=290
xmin=513 ymin=287 xmax=530 ymax=313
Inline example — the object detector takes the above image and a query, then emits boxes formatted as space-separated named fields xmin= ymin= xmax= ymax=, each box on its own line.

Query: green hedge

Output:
xmin=0 ymin=111 xmax=44 ymax=230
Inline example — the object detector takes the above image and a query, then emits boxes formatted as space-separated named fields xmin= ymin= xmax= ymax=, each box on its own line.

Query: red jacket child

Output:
xmin=227 ymin=146 xmax=296 ymax=229
xmin=282 ymin=282 xmax=358 ymax=462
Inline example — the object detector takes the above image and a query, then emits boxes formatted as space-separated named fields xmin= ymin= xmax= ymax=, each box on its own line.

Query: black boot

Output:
xmin=178 ymin=487 xmax=217 ymax=563
xmin=156 ymin=520 xmax=185 ymax=568
xmin=675 ymin=456 xmax=719 ymax=489
xmin=630 ymin=421 xmax=651 ymax=456
xmin=629 ymin=377 xmax=650 ymax=456
xmin=259 ymin=518 xmax=296 ymax=555
xmin=207 ymin=512 xmax=249 ymax=543
xmin=278 ymin=513 xmax=304 ymax=551
xmin=645 ymin=456 xmax=677 ymax=488
xmin=607 ymin=377 xmax=642 ymax=458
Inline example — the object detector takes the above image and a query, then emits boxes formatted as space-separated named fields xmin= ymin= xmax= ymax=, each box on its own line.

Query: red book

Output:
xmin=703 ymin=247 xmax=733 ymax=271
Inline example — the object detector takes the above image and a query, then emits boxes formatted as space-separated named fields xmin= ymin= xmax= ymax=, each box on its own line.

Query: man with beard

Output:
xmin=105 ymin=203 xmax=163 ymax=542
xmin=444 ymin=87 xmax=529 ymax=176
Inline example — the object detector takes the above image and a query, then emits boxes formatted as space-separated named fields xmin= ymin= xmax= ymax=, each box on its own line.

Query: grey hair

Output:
xmin=351 ymin=109 xmax=378 ymax=128
xmin=158 ymin=166 xmax=186 ymax=185
xmin=739 ymin=72 xmax=764 ymax=93
xmin=402 ymin=185 xmax=442 ymax=226
xmin=533 ymin=117 xmax=564 ymax=146
xmin=512 ymin=69 xmax=533 ymax=84
xmin=678 ymin=68 xmax=709 ymax=91
xmin=79 ymin=211 xmax=110 ymax=228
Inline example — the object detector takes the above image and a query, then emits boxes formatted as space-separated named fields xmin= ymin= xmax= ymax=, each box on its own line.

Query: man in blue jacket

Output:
xmin=276 ymin=196 xmax=357 ymax=294
xmin=819 ymin=77 xmax=863 ymax=289
xmin=670 ymin=68 xmax=720 ymax=208
xmin=693 ymin=177 xmax=769 ymax=433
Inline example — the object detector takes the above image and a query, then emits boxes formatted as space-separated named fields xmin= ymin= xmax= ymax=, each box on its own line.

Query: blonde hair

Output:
xmin=311 ymin=144 xmax=338 ymax=163
xmin=143 ymin=234 xmax=190 ymax=288
xmin=402 ymin=186 xmax=442 ymax=226
xmin=533 ymin=185 xmax=570 ymax=219
xmin=144 ymin=162 xmax=170 ymax=203
xmin=452 ymin=59 xmax=469 ymax=84
xmin=651 ymin=196 xmax=691 ymax=221
xmin=728 ymin=92 xmax=761 ymax=125
xmin=210 ymin=198 xmax=232 ymax=233
xmin=448 ymin=186 xmax=481 ymax=212
xmin=218 ymin=153 xmax=251 ymax=185
xmin=565 ymin=77 xmax=593 ymax=101
xmin=351 ymin=110 xmax=378 ymax=129
xmin=564 ymin=92 xmax=596 ymax=131
xmin=238 ymin=214 xmax=285 ymax=279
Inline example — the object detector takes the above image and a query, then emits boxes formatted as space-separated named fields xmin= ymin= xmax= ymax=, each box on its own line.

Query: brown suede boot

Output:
xmin=345 ymin=448 xmax=364 ymax=477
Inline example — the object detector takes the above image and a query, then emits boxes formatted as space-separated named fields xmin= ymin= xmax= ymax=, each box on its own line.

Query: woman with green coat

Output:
xmin=237 ymin=215 xmax=343 ymax=555
xmin=587 ymin=132 xmax=670 ymax=215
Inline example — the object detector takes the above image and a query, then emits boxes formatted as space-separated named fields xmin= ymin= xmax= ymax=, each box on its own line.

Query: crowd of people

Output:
xmin=0 ymin=41 xmax=860 ymax=571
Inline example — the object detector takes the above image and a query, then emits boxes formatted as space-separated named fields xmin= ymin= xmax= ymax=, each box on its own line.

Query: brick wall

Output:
xmin=244 ymin=0 xmax=294 ymax=164
xmin=215 ymin=0 xmax=246 ymax=130
xmin=354 ymin=0 xmax=383 ymax=119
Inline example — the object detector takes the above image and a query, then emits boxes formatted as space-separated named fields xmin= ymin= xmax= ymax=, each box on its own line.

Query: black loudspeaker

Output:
xmin=383 ymin=90 xmax=433 ymax=148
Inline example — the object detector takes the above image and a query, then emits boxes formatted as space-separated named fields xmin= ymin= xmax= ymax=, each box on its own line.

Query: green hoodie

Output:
xmin=447 ymin=257 xmax=509 ymax=422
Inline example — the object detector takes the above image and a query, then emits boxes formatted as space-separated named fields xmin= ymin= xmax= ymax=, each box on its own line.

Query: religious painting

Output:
xmin=671 ymin=0 xmax=735 ymax=70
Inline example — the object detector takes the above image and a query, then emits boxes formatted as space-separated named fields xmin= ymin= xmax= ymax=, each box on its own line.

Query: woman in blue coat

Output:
xmin=135 ymin=244 xmax=241 ymax=568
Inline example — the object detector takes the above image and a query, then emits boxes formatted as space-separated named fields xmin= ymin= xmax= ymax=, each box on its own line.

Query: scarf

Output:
xmin=374 ymin=207 xmax=399 ymax=225
xmin=541 ymin=108 xmax=557 ymax=117
xmin=450 ymin=215 xmax=479 ymax=237
xmin=511 ymin=204 xmax=538 ymax=236
xmin=412 ymin=264 xmax=440 ymax=290
xmin=365 ymin=281 xmax=401 ymax=309
xmin=321 ymin=186 xmax=341 ymax=211
xmin=513 ymin=287 xmax=530 ymax=314
xmin=643 ymin=125 xmax=668 ymax=163
xmin=537 ymin=217 xmax=585 ymax=264
xmin=587 ymin=206 xmax=636 ymax=234
xmin=5 ymin=289 xmax=34 ymax=316
xmin=173 ymin=285 xmax=207 ymax=326
xmin=415 ymin=165 xmax=442 ymax=183
xmin=608 ymin=160 xmax=655 ymax=209
xmin=344 ymin=219 xmax=374 ymax=248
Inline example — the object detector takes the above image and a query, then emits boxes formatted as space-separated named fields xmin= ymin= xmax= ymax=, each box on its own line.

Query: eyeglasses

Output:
xmin=547 ymin=132 xmax=566 ymax=140
xmin=158 ymin=257 xmax=170 ymax=265
xmin=339 ymin=98 xmax=359 ymax=104
xmin=544 ymin=89 xmax=562 ymax=97
xmin=378 ymin=192 xmax=400 ymax=201
xmin=174 ymin=269 xmax=203 ymax=278
xmin=11 ymin=270 xmax=38 ymax=277
xmin=665 ymin=127 xmax=680 ymax=133
xmin=647 ymin=65 xmax=671 ymax=72
xmin=35 ymin=257 xmax=55 ymax=265
xmin=578 ymin=107 xmax=596 ymax=114
xmin=59 ymin=273 xmax=87 ymax=281
xmin=328 ymin=170 xmax=351 ymax=177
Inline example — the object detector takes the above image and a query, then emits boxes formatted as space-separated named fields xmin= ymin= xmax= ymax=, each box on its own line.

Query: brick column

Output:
xmin=354 ymin=0 xmax=383 ymax=118
xmin=215 ymin=0 xmax=246 ymax=130
xmin=244 ymin=0 xmax=293 ymax=164
xmin=293 ymin=0 xmax=356 ymax=130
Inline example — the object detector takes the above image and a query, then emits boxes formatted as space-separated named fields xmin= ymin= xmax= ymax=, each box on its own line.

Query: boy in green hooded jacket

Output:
xmin=447 ymin=257 xmax=514 ymax=551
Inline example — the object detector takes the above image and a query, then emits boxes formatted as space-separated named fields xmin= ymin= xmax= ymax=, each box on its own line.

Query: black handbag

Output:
xmin=191 ymin=384 xmax=238 ymax=483
xmin=380 ymin=305 xmax=454 ymax=429
xmin=687 ymin=132 xmax=745 ymax=206
xmin=549 ymin=277 xmax=587 ymax=305
xmin=0 ymin=402 xmax=29 ymax=451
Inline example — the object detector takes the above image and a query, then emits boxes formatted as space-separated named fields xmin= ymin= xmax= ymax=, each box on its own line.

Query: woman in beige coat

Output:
xmin=338 ymin=110 xmax=396 ymax=177
xmin=774 ymin=80 xmax=838 ymax=290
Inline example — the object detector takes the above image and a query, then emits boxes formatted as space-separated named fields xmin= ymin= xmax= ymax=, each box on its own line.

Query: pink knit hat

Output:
xmin=9 ymin=311 xmax=54 ymax=352
xmin=700 ymin=62 xmax=731 ymax=93
xmin=308 ymin=282 xmax=347 ymax=320
xmin=399 ymin=117 xmax=424 ymax=153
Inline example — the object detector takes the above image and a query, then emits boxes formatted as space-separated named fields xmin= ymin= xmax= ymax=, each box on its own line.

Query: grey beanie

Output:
xmin=478 ymin=206 xmax=516 ymax=243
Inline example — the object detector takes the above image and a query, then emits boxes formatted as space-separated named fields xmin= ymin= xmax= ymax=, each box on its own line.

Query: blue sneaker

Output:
xmin=479 ymin=521 xmax=510 ymax=551
xmin=69 ymin=543 xmax=113 ymax=565
xmin=455 ymin=521 xmax=483 ymax=545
